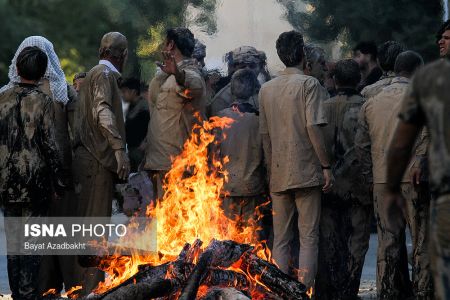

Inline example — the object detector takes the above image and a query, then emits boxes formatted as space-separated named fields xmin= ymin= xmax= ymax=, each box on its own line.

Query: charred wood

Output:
xmin=240 ymin=252 xmax=308 ymax=300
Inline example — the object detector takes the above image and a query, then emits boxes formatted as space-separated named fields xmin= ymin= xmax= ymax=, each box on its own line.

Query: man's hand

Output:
xmin=115 ymin=149 xmax=130 ymax=180
xmin=410 ymin=167 xmax=422 ymax=186
xmin=156 ymin=51 xmax=178 ymax=75
xmin=322 ymin=169 xmax=335 ymax=193
xmin=156 ymin=51 xmax=185 ymax=85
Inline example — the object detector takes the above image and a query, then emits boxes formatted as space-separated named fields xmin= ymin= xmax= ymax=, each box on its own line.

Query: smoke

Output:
xmin=189 ymin=0 xmax=294 ymax=74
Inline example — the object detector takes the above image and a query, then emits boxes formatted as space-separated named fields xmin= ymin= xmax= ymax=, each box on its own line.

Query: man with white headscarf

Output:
xmin=0 ymin=36 xmax=75 ymax=176
xmin=0 ymin=36 xmax=82 ymax=295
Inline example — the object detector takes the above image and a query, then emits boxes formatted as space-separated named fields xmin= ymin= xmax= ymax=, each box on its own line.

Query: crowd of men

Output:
xmin=0 ymin=18 xmax=449 ymax=300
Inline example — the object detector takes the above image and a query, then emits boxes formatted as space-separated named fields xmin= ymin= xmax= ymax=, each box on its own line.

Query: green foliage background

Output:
xmin=0 ymin=0 xmax=218 ymax=85
xmin=278 ymin=0 xmax=444 ymax=61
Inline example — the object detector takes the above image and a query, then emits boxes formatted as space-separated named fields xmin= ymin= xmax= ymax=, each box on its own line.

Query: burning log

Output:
xmin=203 ymin=269 xmax=249 ymax=290
xmin=101 ymin=278 xmax=179 ymax=300
xmin=178 ymin=250 xmax=213 ymax=300
xmin=206 ymin=239 xmax=253 ymax=268
xmin=240 ymin=252 xmax=309 ymax=300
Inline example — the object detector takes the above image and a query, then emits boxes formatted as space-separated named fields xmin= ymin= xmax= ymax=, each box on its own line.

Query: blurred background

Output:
xmin=0 ymin=0 xmax=447 ymax=85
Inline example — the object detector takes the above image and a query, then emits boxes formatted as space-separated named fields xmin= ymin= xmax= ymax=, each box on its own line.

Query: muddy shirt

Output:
xmin=207 ymin=83 xmax=258 ymax=117
xmin=0 ymin=83 xmax=62 ymax=205
xmin=398 ymin=60 xmax=450 ymax=195
xmin=125 ymin=96 xmax=149 ymax=148
xmin=39 ymin=79 xmax=73 ymax=169
xmin=356 ymin=77 xmax=428 ymax=184
xmin=322 ymin=89 xmax=368 ymax=199
xmin=259 ymin=67 xmax=327 ymax=193
xmin=361 ymin=72 xmax=396 ymax=99
xmin=144 ymin=59 xmax=207 ymax=171
xmin=216 ymin=106 xmax=266 ymax=196
xmin=76 ymin=64 xmax=126 ymax=172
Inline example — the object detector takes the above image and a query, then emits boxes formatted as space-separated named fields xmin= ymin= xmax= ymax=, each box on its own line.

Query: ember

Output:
xmin=83 ymin=117 xmax=309 ymax=299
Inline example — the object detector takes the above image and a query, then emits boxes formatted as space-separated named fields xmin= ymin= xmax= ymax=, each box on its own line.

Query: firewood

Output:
xmin=101 ymin=278 xmax=179 ymax=300
xmin=240 ymin=252 xmax=308 ymax=300
xmin=206 ymin=239 xmax=253 ymax=268
xmin=203 ymin=269 xmax=249 ymax=290
xmin=178 ymin=250 xmax=213 ymax=300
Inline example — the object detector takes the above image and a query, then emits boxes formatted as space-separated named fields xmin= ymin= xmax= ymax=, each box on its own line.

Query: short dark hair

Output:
xmin=73 ymin=72 xmax=87 ymax=82
xmin=333 ymin=59 xmax=361 ymax=88
xmin=276 ymin=30 xmax=305 ymax=67
xmin=120 ymin=78 xmax=141 ymax=95
xmin=16 ymin=46 xmax=48 ymax=81
xmin=436 ymin=19 xmax=450 ymax=43
xmin=394 ymin=51 xmax=423 ymax=75
xmin=378 ymin=41 xmax=407 ymax=72
xmin=166 ymin=27 xmax=195 ymax=58
xmin=231 ymin=69 xmax=260 ymax=101
xmin=353 ymin=41 xmax=378 ymax=60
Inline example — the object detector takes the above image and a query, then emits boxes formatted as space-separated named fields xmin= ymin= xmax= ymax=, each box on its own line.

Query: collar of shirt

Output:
xmin=336 ymin=87 xmax=360 ymax=97
xmin=177 ymin=58 xmax=200 ymax=70
xmin=17 ymin=82 xmax=38 ymax=88
xmin=280 ymin=67 xmax=304 ymax=76
xmin=99 ymin=59 xmax=120 ymax=75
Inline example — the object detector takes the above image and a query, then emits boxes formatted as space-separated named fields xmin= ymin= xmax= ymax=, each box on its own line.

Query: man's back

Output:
xmin=323 ymin=92 xmax=364 ymax=195
xmin=259 ymin=68 xmax=327 ymax=193
xmin=0 ymin=84 xmax=60 ymax=203
xmin=360 ymin=77 xmax=411 ymax=183
xmin=217 ymin=107 xmax=265 ymax=196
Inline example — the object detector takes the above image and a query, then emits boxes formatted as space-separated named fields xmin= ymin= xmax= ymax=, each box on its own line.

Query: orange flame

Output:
xmin=43 ymin=289 xmax=57 ymax=296
xmin=94 ymin=116 xmax=272 ymax=294
xmin=307 ymin=287 xmax=314 ymax=298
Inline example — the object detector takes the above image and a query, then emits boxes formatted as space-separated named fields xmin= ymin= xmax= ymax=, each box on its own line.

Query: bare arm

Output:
xmin=386 ymin=121 xmax=422 ymax=192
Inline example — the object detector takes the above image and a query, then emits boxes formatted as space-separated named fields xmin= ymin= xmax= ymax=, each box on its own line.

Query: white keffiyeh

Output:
xmin=0 ymin=36 xmax=69 ymax=104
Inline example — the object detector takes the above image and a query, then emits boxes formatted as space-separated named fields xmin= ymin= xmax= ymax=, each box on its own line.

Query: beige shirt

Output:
xmin=259 ymin=67 xmax=328 ymax=193
xmin=216 ymin=107 xmax=266 ymax=196
xmin=356 ymin=77 xmax=428 ymax=184
xmin=144 ymin=59 xmax=207 ymax=171
xmin=77 ymin=64 xmax=126 ymax=172
xmin=360 ymin=72 xmax=396 ymax=99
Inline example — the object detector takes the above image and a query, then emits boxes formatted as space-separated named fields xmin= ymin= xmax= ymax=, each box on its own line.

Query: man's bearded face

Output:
xmin=234 ymin=62 xmax=261 ymax=77
xmin=438 ymin=29 xmax=450 ymax=58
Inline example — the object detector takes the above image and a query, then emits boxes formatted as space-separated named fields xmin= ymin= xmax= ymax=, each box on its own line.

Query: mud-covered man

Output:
xmin=259 ymin=30 xmax=333 ymax=290
xmin=386 ymin=57 xmax=450 ymax=300
xmin=315 ymin=59 xmax=371 ymax=300
xmin=356 ymin=51 xmax=432 ymax=299
xmin=0 ymin=46 xmax=63 ymax=300
xmin=143 ymin=27 xmax=207 ymax=200
xmin=215 ymin=69 xmax=267 ymax=240
xmin=207 ymin=46 xmax=265 ymax=117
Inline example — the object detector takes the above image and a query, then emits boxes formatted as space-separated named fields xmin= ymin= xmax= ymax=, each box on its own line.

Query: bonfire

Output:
xmin=46 ymin=116 xmax=309 ymax=300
